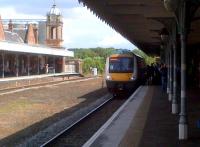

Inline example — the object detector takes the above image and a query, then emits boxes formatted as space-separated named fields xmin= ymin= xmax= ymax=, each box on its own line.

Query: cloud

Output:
xmin=0 ymin=7 xmax=45 ymax=19
xmin=0 ymin=2 xmax=136 ymax=50
xmin=62 ymin=6 xmax=136 ymax=49
xmin=98 ymin=33 xmax=132 ymax=47
xmin=0 ymin=0 xmax=79 ymax=15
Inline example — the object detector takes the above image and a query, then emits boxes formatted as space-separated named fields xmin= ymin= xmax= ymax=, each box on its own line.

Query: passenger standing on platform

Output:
xmin=198 ymin=63 xmax=200 ymax=88
xmin=146 ymin=65 xmax=151 ymax=85
xmin=150 ymin=64 xmax=155 ymax=84
xmin=160 ymin=63 xmax=167 ymax=91
xmin=45 ymin=64 xmax=49 ymax=74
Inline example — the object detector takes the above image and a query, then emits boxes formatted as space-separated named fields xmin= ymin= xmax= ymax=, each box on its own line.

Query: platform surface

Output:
xmin=84 ymin=86 xmax=200 ymax=147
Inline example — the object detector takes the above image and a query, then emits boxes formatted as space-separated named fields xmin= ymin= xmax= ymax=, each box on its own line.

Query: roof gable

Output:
xmin=26 ymin=24 xmax=36 ymax=45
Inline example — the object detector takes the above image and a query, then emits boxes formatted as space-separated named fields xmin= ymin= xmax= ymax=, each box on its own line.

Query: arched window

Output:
xmin=51 ymin=27 xmax=57 ymax=39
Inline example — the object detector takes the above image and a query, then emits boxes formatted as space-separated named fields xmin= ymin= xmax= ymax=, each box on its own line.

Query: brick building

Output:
xmin=0 ymin=2 xmax=77 ymax=78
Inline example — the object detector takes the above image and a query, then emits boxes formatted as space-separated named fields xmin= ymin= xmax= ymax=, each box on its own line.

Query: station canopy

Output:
xmin=79 ymin=0 xmax=200 ymax=55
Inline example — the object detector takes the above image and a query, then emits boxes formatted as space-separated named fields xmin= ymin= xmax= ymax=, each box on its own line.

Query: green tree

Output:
xmin=73 ymin=48 xmax=114 ymax=75
xmin=132 ymin=49 xmax=156 ymax=65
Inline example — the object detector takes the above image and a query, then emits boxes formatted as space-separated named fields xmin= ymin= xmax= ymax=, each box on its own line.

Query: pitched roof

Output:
xmin=13 ymin=29 xmax=27 ymax=41
xmin=4 ymin=31 xmax=24 ymax=43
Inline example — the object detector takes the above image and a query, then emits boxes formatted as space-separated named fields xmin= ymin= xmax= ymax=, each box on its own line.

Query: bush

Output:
xmin=83 ymin=57 xmax=105 ymax=75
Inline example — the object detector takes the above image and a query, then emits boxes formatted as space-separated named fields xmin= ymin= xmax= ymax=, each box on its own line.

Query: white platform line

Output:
xmin=83 ymin=86 xmax=143 ymax=147
xmin=0 ymin=77 xmax=99 ymax=96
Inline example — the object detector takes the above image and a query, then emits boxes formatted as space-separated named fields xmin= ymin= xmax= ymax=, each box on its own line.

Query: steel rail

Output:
xmin=40 ymin=95 xmax=113 ymax=147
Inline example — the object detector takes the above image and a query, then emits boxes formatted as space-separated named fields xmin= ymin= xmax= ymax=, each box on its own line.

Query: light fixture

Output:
xmin=160 ymin=44 xmax=164 ymax=50
xmin=163 ymin=0 xmax=179 ymax=12
xmin=160 ymin=28 xmax=169 ymax=42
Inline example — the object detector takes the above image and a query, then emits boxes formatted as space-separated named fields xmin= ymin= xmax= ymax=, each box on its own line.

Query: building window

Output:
xmin=51 ymin=27 xmax=56 ymax=39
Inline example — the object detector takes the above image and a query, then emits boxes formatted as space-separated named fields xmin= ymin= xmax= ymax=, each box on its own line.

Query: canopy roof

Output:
xmin=0 ymin=41 xmax=74 ymax=57
xmin=79 ymin=0 xmax=200 ymax=55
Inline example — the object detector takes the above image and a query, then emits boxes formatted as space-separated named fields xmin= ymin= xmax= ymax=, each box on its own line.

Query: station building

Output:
xmin=0 ymin=3 xmax=76 ymax=78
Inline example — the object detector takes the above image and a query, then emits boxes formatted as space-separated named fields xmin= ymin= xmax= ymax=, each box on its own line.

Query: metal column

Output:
xmin=62 ymin=57 xmax=65 ymax=73
xmin=172 ymin=42 xmax=178 ymax=114
xmin=167 ymin=52 xmax=170 ymax=94
xmin=37 ymin=56 xmax=40 ymax=75
xmin=169 ymin=49 xmax=173 ymax=101
xmin=16 ymin=54 xmax=19 ymax=77
xmin=2 ymin=52 xmax=4 ymax=78
xmin=179 ymin=0 xmax=188 ymax=140
xmin=53 ymin=56 xmax=56 ymax=74
xmin=27 ymin=55 xmax=30 ymax=76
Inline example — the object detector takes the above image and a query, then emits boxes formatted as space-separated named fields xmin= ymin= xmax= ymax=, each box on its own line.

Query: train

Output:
xmin=105 ymin=49 xmax=146 ymax=94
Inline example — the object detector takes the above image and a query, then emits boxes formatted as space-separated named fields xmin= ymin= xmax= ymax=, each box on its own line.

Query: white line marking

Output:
xmin=0 ymin=77 xmax=99 ymax=96
xmin=83 ymin=86 xmax=142 ymax=147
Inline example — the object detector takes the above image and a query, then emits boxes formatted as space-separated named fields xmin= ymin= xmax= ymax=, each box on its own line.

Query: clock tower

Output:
xmin=46 ymin=2 xmax=63 ymax=48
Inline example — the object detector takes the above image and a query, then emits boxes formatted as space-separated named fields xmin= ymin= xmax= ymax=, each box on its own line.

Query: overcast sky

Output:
xmin=0 ymin=0 xmax=137 ymax=50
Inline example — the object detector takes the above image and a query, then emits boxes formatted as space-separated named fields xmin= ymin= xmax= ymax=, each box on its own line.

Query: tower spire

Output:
xmin=53 ymin=0 xmax=56 ymax=6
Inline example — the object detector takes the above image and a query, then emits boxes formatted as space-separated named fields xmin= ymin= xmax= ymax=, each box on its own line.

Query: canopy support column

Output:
xmin=169 ymin=48 xmax=173 ymax=101
xmin=62 ymin=57 xmax=65 ymax=73
xmin=179 ymin=0 xmax=188 ymax=140
xmin=167 ymin=52 xmax=170 ymax=94
xmin=53 ymin=56 xmax=56 ymax=74
xmin=172 ymin=42 xmax=178 ymax=114
xmin=2 ymin=52 xmax=4 ymax=78
xmin=16 ymin=54 xmax=19 ymax=77
xmin=38 ymin=56 xmax=40 ymax=75
xmin=27 ymin=55 xmax=30 ymax=76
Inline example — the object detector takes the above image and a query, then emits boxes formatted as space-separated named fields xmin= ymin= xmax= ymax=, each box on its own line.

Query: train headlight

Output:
xmin=130 ymin=76 xmax=136 ymax=80
xmin=106 ymin=75 xmax=112 ymax=80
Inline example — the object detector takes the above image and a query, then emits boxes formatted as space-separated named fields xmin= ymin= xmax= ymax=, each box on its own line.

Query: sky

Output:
xmin=0 ymin=0 xmax=137 ymax=50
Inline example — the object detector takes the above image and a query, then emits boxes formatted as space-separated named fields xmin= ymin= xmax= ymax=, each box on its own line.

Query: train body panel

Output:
xmin=108 ymin=73 xmax=133 ymax=81
xmin=106 ymin=80 xmax=137 ymax=93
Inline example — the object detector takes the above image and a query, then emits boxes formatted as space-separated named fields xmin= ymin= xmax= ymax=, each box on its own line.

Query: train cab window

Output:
xmin=109 ymin=57 xmax=133 ymax=73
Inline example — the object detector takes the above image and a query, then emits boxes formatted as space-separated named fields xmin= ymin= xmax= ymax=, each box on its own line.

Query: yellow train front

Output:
xmin=105 ymin=51 xmax=145 ymax=94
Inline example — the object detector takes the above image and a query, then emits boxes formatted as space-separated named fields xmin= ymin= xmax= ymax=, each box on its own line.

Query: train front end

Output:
xmin=105 ymin=54 xmax=138 ymax=94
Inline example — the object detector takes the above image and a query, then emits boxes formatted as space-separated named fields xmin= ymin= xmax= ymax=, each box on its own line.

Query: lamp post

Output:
xmin=163 ymin=0 xmax=179 ymax=12
xmin=160 ymin=28 xmax=169 ymax=42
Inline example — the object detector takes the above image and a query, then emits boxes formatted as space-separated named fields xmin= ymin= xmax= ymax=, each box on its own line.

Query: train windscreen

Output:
xmin=109 ymin=57 xmax=134 ymax=73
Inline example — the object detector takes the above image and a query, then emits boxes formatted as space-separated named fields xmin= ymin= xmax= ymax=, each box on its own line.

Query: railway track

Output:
xmin=40 ymin=95 xmax=128 ymax=147
xmin=0 ymin=76 xmax=95 ymax=94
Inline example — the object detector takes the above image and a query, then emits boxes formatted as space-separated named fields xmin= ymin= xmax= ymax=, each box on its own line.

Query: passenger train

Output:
xmin=105 ymin=49 xmax=146 ymax=94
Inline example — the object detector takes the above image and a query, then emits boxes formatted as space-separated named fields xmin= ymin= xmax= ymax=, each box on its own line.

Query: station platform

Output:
xmin=83 ymin=86 xmax=200 ymax=147
xmin=0 ymin=72 xmax=81 ymax=90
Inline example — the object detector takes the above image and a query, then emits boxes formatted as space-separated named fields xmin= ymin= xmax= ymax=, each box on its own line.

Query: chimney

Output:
xmin=33 ymin=25 xmax=38 ymax=44
xmin=0 ymin=15 xmax=5 ymax=40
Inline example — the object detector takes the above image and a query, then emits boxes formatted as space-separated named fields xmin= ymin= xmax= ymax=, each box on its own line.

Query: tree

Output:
xmin=132 ymin=49 xmax=156 ymax=65
xmin=73 ymin=48 xmax=114 ymax=75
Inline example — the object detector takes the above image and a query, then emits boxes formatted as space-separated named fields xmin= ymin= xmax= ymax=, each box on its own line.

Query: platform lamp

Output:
xmin=160 ymin=43 xmax=164 ymax=50
xmin=163 ymin=0 xmax=179 ymax=12
xmin=160 ymin=42 xmax=165 ymax=63
xmin=160 ymin=28 xmax=169 ymax=42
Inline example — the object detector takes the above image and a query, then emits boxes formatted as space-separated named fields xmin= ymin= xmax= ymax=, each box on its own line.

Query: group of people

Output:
xmin=145 ymin=63 xmax=167 ymax=91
